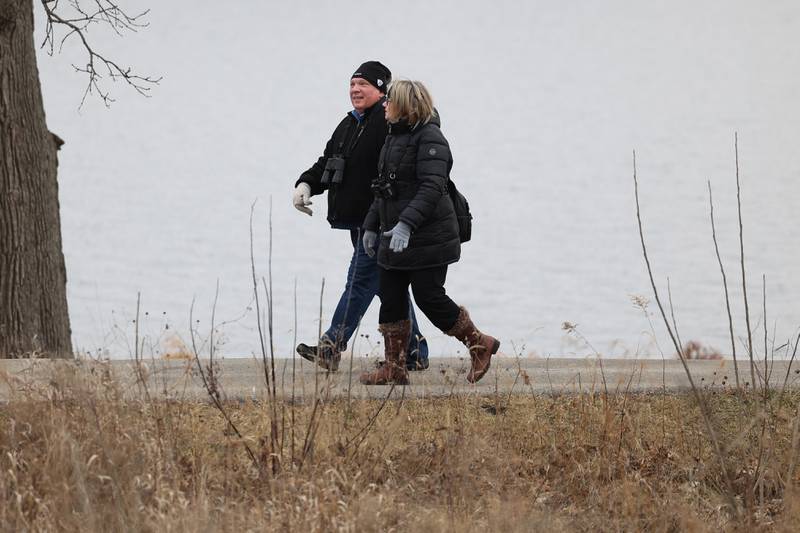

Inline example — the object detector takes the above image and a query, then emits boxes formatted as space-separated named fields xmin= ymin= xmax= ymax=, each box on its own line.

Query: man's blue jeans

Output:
xmin=323 ymin=229 xmax=428 ymax=364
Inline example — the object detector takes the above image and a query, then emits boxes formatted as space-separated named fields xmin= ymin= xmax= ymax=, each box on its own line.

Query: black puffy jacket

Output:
xmin=363 ymin=116 xmax=460 ymax=270
xmin=296 ymin=99 xmax=388 ymax=229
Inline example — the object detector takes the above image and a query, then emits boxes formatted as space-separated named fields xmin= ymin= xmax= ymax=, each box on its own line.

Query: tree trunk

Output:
xmin=0 ymin=0 xmax=71 ymax=358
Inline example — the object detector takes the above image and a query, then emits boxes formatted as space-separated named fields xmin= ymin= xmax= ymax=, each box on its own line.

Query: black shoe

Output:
xmin=296 ymin=343 xmax=341 ymax=372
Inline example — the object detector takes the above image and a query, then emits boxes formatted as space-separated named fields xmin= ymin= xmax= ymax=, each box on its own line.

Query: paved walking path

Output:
xmin=0 ymin=356 xmax=795 ymax=402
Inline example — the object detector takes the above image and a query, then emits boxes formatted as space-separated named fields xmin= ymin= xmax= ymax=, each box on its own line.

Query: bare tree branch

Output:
xmin=40 ymin=0 xmax=160 ymax=108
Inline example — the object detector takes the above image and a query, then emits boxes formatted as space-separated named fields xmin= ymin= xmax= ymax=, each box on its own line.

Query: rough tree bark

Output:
xmin=0 ymin=0 xmax=71 ymax=358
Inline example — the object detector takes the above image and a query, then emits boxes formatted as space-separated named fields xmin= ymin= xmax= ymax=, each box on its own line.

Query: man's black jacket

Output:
xmin=296 ymin=98 xmax=388 ymax=229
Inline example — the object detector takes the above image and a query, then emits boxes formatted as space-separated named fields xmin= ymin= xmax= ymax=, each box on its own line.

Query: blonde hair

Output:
xmin=386 ymin=79 xmax=437 ymax=125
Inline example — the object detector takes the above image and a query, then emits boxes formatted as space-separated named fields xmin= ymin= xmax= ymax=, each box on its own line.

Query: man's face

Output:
xmin=350 ymin=78 xmax=383 ymax=113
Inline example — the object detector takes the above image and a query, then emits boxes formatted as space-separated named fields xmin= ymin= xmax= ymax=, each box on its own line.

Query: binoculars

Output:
xmin=370 ymin=176 xmax=395 ymax=199
xmin=321 ymin=155 xmax=346 ymax=184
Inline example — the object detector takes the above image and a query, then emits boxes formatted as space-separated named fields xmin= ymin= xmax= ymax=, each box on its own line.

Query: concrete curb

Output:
xmin=2 ymin=356 xmax=795 ymax=402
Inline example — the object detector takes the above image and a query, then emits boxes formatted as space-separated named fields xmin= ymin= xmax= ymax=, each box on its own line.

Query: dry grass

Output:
xmin=3 ymin=363 xmax=800 ymax=532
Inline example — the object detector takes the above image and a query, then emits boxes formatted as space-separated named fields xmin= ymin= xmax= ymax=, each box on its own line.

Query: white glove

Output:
xmin=383 ymin=221 xmax=411 ymax=253
xmin=292 ymin=183 xmax=313 ymax=216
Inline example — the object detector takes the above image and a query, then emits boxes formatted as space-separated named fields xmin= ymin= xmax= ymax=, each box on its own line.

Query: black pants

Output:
xmin=378 ymin=266 xmax=461 ymax=332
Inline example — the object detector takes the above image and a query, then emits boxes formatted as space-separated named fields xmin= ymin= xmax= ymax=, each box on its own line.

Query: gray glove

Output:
xmin=292 ymin=183 xmax=313 ymax=216
xmin=362 ymin=230 xmax=378 ymax=257
xmin=383 ymin=221 xmax=411 ymax=253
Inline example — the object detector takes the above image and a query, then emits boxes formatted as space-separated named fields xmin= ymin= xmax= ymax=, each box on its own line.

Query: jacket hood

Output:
xmin=426 ymin=111 xmax=442 ymax=128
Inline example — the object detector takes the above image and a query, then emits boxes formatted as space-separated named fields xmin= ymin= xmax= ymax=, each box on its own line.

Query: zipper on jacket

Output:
xmin=343 ymin=118 xmax=367 ymax=157
xmin=378 ymin=134 xmax=394 ymax=178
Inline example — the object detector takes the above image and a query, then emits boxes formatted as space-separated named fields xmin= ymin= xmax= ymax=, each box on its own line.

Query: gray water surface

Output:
xmin=35 ymin=0 xmax=800 ymax=360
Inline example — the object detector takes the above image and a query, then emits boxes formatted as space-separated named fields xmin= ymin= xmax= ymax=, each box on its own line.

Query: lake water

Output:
xmin=34 ymin=0 xmax=800 ymax=361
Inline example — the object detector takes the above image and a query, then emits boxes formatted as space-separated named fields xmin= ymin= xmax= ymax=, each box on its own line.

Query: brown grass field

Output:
xmin=3 ymin=361 xmax=800 ymax=532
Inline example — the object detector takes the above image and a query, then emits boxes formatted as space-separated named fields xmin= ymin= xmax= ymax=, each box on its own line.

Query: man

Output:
xmin=292 ymin=61 xmax=429 ymax=372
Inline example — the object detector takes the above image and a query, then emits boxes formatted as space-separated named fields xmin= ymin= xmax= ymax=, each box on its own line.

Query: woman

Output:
xmin=360 ymin=79 xmax=499 ymax=385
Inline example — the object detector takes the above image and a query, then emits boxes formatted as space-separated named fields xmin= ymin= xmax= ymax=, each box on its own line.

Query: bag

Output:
xmin=447 ymin=178 xmax=472 ymax=243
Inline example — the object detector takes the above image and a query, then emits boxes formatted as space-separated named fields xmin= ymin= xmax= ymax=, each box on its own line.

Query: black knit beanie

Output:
xmin=351 ymin=61 xmax=391 ymax=93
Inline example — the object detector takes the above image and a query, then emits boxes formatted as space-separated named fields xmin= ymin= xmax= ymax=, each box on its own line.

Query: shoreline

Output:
xmin=2 ymin=356 xmax=791 ymax=401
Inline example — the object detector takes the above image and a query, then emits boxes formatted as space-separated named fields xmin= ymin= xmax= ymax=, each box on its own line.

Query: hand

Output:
xmin=383 ymin=221 xmax=411 ymax=253
xmin=292 ymin=183 xmax=313 ymax=216
xmin=362 ymin=230 xmax=378 ymax=257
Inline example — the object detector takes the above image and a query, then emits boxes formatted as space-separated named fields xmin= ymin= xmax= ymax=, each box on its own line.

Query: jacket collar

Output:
xmin=388 ymin=112 xmax=441 ymax=134
xmin=388 ymin=119 xmax=413 ymax=135
xmin=350 ymin=97 xmax=386 ymax=123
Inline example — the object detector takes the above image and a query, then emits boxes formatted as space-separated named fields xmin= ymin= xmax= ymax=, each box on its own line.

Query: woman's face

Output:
xmin=383 ymin=97 xmax=400 ymax=123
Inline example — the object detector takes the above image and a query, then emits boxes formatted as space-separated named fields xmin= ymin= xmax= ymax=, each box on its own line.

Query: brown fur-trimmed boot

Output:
xmin=359 ymin=320 xmax=411 ymax=385
xmin=446 ymin=307 xmax=500 ymax=383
